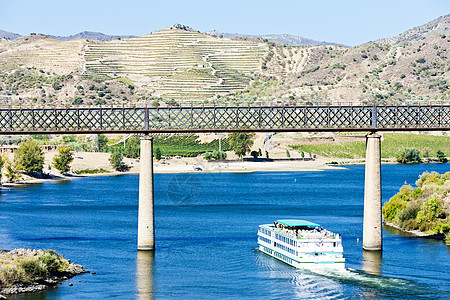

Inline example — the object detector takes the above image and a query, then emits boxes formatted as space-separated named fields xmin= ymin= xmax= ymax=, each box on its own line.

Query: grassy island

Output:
xmin=382 ymin=171 xmax=450 ymax=245
xmin=0 ymin=249 xmax=87 ymax=295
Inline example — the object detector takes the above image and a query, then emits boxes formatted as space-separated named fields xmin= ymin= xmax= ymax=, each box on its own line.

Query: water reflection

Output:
xmin=362 ymin=250 xmax=382 ymax=276
xmin=136 ymin=251 xmax=154 ymax=300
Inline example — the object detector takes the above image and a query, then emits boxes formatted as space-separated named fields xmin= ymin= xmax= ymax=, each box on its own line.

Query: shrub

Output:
xmin=204 ymin=152 xmax=213 ymax=160
xmin=402 ymin=219 xmax=419 ymax=231
xmin=212 ymin=150 xmax=226 ymax=160
xmin=251 ymin=150 xmax=259 ymax=159
xmin=0 ymin=265 xmax=30 ymax=287
xmin=72 ymin=97 xmax=83 ymax=105
xmin=20 ymin=258 xmax=48 ymax=278
xmin=434 ymin=222 xmax=450 ymax=234
xmin=416 ymin=58 xmax=426 ymax=64
xmin=73 ymin=168 xmax=110 ymax=174
xmin=416 ymin=197 xmax=444 ymax=224
xmin=398 ymin=202 xmax=421 ymax=222
xmin=382 ymin=194 xmax=407 ymax=222
xmin=411 ymin=188 xmax=423 ymax=198
xmin=437 ymin=150 xmax=448 ymax=163
xmin=39 ymin=250 xmax=63 ymax=273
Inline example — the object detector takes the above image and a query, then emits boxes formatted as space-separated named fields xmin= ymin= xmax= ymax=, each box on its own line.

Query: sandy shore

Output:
xmin=0 ymin=150 xmax=352 ymax=188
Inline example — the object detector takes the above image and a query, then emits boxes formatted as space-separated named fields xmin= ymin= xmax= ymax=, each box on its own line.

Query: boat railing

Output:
xmin=273 ymin=227 xmax=340 ymax=240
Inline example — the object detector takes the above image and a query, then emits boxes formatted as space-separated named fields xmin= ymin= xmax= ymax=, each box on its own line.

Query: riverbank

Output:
xmin=0 ymin=249 xmax=88 ymax=296
xmin=383 ymin=221 xmax=445 ymax=239
xmin=1 ymin=150 xmax=357 ymax=189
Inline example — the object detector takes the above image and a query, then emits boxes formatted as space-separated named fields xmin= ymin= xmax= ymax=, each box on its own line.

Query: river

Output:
xmin=1 ymin=164 xmax=449 ymax=299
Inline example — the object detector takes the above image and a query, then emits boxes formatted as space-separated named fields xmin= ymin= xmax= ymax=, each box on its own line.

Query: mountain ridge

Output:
xmin=205 ymin=30 xmax=343 ymax=46
xmin=378 ymin=14 xmax=450 ymax=45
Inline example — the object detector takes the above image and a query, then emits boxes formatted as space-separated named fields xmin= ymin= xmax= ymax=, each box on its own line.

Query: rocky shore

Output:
xmin=0 ymin=249 xmax=88 ymax=296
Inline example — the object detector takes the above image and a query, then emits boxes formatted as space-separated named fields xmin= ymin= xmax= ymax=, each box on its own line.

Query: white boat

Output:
xmin=257 ymin=219 xmax=345 ymax=269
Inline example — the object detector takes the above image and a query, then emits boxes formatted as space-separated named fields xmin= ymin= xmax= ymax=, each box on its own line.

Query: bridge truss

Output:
xmin=0 ymin=105 xmax=449 ymax=134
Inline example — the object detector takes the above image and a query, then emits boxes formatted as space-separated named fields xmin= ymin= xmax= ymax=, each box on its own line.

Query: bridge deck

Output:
xmin=0 ymin=105 xmax=449 ymax=134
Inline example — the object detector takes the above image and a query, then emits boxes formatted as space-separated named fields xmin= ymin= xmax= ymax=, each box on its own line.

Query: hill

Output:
xmin=1 ymin=17 xmax=450 ymax=107
xmin=378 ymin=14 xmax=450 ymax=45
xmin=0 ymin=29 xmax=21 ymax=40
xmin=47 ymin=31 xmax=136 ymax=41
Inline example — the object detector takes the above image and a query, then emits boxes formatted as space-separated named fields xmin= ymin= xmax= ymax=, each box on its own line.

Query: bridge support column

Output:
xmin=138 ymin=135 xmax=155 ymax=251
xmin=363 ymin=133 xmax=382 ymax=251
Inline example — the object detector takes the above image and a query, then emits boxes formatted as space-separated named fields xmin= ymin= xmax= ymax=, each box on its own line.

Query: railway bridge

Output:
xmin=2 ymin=104 xmax=450 ymax=251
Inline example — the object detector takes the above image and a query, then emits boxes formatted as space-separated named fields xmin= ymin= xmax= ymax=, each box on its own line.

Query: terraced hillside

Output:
xmin=2 ymin=16 xmax=450 ymax=107
xmin=84 ymin=28 xmax=268 ymax=101
xmin=0 ymin=35 xmax=84 ymax=74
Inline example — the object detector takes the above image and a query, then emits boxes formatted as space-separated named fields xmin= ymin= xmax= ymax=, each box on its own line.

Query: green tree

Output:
xmin=228 ymin=132 xmax=255 ymax=159
xmin=437 ymin=150 xmax=448 ymax=163
xmin=124 ymin=135 xmax=140 ymax=158
xmin=286 ymin=149 xmax=291 ymax=158
xmin=98 ymin=134 xmax=108 ymax=152
xmin=52 ymin=145 xmax=74 ymax=173
xmin=14 ymin=140 xmax=44 ymax=174
xmin=155 ymin=147 xmax=162 ymax=160
xmin=396 ymin=148 xmax=421 ymax=164
xmin=204 ymin=152 xmax=213 ymax=160
xmin=109 ymin=150 xmax=126 ymax=171
xmin=0 ymin=155 xmax=4 ymax=183
xmin=416 ymin=197 xmax=444 ymax=224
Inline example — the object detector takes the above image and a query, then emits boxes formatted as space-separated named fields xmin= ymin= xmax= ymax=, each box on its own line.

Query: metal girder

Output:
xmin=0 ymin=105 xmax=448 ymax=134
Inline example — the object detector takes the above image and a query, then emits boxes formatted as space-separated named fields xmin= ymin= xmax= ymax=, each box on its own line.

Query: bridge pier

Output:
xmin=138 ymin=135 xmax=155 ymax=251
xmin=363 ymin=133 xmax=382 ymax=251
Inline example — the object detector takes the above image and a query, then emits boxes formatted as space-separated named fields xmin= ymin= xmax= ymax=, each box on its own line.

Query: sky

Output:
xmin=0 ymin=0 xmax=449 ymax=46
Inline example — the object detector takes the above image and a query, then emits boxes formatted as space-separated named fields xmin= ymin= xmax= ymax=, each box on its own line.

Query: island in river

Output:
xmin=382 ymin=171 xmax=450 ymax=245
xmin=0 ymin=249 xmax=88 ymax=296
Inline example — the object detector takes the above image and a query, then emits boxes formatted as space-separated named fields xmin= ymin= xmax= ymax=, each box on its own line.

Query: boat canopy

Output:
xmin=276 ymin=219 xmax=320 ymax=228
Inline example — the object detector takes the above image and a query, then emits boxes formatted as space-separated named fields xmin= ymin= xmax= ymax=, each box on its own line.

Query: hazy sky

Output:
xmin=0 ymin=0 xmax=448 ymax=46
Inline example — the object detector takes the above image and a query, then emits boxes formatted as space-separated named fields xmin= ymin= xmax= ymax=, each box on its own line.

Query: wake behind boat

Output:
xmin=257 ymin=219 xmax=345 ymax=269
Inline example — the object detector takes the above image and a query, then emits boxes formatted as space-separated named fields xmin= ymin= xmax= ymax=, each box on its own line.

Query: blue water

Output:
xmin=1 ymin=164 xmax=450 ymax=299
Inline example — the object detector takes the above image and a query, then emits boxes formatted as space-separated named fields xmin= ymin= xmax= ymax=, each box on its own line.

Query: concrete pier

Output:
xmin=138 ymin=135 xmax=155 ymax=251
xmin=363 ymin=133 xmax=382 ymax=251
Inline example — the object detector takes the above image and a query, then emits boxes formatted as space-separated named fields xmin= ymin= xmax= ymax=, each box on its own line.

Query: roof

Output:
xmin=276 ymin=219 xmax=320 ymax=228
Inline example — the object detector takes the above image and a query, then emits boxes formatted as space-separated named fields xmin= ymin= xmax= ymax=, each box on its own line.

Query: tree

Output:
xmin=155 ymin=147 xmax=162 ymax=160
xmin=98 ymin=134 xmax=108 ymax=152
xmin=4 ymin=159 xmax=20 ymax=182
xmin=437 ymin=150 xmax=448 ymax=163
xmin=109 ymin=150 xmax=126 ymax=171
xmin=14 ymin=140 xmax=44 ymax=174
xmin=250 ymin=150 xmax=259 ymax=159
xmin=286 ymin=149 xmax=291 ymax=158
xmin=0 ymin=155 xmax=4 ymax=183
xmin=397 ymin=148 xmax=421 ymax=164
xmin=228 ymin=132 xmax=255 ymax=159
xmin=151 ymin=100 xmax=160 ymax=107
xmin=52 ymin=145 xmax=74 ymax=173
xmin=124 ymin=135 xmax=140 ymax=158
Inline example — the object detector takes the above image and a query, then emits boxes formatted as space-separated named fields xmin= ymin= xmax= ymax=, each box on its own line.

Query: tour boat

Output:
xmin=257 ymin=219 xmax=345 ymax=269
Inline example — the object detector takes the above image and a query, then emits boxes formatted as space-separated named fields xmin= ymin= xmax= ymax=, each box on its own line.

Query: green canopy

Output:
xmin=276 ymin=219 xmax=320 ymax=228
